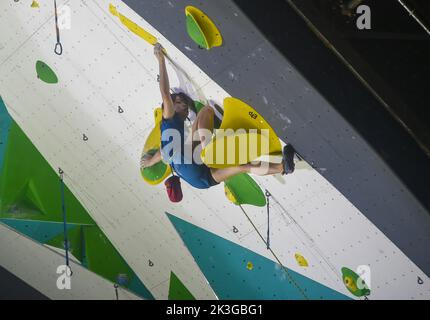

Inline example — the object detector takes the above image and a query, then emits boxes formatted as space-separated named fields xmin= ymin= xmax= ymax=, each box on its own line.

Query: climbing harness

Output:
xmin=54 ymin=0 xmax=63 ymax=55
xmin=59 ymin=168 xmax=72 ymax=276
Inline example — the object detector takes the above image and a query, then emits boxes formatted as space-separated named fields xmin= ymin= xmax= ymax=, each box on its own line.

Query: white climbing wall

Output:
xmin=0 ymin=0 xmax=429 ymax=299
xmin=0 ymin=223 xmax=141 ymax=300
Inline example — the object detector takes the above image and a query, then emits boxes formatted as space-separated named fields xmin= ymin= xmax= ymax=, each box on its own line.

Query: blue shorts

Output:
xmin=161 ymin=113 xmax=219 ymax=189
xmin=171 ymin=162 xmax=219 ymax=189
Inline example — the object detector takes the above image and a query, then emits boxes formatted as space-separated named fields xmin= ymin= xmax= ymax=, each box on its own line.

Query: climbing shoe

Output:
xmin=282 ymin=144 xmax=296 ymax=174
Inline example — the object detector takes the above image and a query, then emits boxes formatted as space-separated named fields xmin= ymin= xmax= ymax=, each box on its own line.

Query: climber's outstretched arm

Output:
xmin=154 ymin=43 xmax=174 ymax=119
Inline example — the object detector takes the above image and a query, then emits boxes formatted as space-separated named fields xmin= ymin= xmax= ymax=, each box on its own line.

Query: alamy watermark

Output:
xmin=356 ymin=264 xmax=371 ymax=290
xmin=160 ymin=127 xmax=272 ymax=172
xmin=356 ymin=5 xmax=371 ymax=30
xmin=56 ymin=265 xmax=72 ymax=290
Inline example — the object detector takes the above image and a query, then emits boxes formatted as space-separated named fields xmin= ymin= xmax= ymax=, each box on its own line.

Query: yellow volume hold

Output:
xmin=109 ymin=4 xmax=158 ymax=46
xmin=185 ymin=6 xmax=222 ymax=49
xmin=201 ymin=97 xmax=282 ymax=168
xmin=141 ymin=108 xmax=172 ymax=185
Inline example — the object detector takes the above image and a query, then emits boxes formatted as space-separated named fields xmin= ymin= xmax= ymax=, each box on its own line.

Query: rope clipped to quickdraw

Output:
xmin=59 ymin=168 xmax=72 ymax=276
xmin=114 ymin=284 xmax=119 ymax=300
xmin=54 ymin=0 xmax=63 ymax=55
xmin=265 ymin=190 xmax=271 ymax=250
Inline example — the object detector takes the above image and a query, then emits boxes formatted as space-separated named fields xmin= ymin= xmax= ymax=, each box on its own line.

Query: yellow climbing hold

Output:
xmin=109 ymin=4 xmax=158 ymax=46
xmin=344 ymin=276 xmax=358 ymax=292
xmin=341 ymin=267 xmax=371 ymax=297
xmin=201 ymin=97 xmax=282 ymax=168
xmin=185 ymin=6 xmax=222 ymax=49
xmin=143 ymin=108 xmax=163 ymax=154
xmin=294 ymin=253 xmax=309 ymax=267
xmin=224 ymin=185 xmax=239 ymax=205
xmin=141 ymin=107 xmax=172 ymax=185
xmin=31 ymin=0 xmax=40 ymax=8
xmin=246 ymin=262 xmax=253 ymax=270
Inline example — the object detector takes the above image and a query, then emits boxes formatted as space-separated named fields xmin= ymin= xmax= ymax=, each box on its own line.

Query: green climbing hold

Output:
xmin=341 ymin=267 xmax=371 ymax=297
xmin=186 ymin=14 xmax=207 ymax=49
xmin=224 ymin=173 xmax=266 ymax=207
xmin=141 ymin=153 xmax=170 ymax=183
xmin=185 ymin=6 xmax=222 ymax=50
xmin=36 ymin=60 xmax=58 ymax=84
xmin=194 ymin=100 xmax=205 ymax=113
xmin=168 ymin=272 xmax=195 ymax=300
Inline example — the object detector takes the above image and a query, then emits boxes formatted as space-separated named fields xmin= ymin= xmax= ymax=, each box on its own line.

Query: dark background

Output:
xmin=0 ymin=265 xmax=47 ymax=300
xmin=287 ymin=0 xmax=430 ymax=156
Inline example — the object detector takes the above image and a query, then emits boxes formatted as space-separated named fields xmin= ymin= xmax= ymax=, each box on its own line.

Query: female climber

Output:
xmin=140 ymin=43 xmax=296 ymax=189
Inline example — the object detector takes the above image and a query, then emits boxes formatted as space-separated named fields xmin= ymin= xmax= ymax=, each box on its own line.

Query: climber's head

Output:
xmin=162 ymin=92 xmax=196 ymax=121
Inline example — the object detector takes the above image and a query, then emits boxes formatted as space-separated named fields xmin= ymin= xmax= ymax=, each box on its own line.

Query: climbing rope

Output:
xmin=165 ymin=55 xmax=208 ymax=105
xmin=268 ymin=191 xmax=344 ymax=287
xmin=265 ymin=190 xmax=271 ymax=250
xmin=59 ymin=168 xmax=72 ymax=276
xmin=54 ymin=0 xmax=63 ymax=55
xmin=237 ymin=204 xmax=309 ymax=299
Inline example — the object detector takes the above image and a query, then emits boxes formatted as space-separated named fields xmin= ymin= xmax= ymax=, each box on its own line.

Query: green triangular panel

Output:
xmin=25 ymin=179 xmax=46 ymax=213
xmin=0 ymin=121 xmax=94 ymax=224
xmin=0 ymin=99 xmax=154 ymax=299
xmin=46 ymin=225 xmax=86 ymax=262
xmin=168 ymin=271 xmax=195 ymax=300
xmin=84 ymin=227 xmax=154 ymax=300
xmin=5 ymin=180 xmax=47 ymax=217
